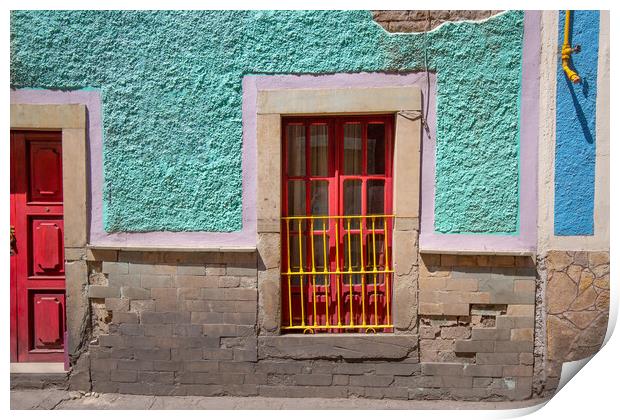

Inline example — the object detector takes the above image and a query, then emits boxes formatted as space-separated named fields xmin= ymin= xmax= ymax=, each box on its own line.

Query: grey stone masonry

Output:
xmin=416 ymin=254 xmax=536 ymax=401
xmin=77 ymin=249 xmax=538 ymax=401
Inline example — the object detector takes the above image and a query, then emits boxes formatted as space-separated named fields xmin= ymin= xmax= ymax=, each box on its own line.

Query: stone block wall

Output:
xmin=74 ymin=248 xmax=601 ymax=402
xmin=372 ymin=10 xmax=503 ymax=33
xmin=86 ymin=250 xmax=260 ymax=396
xmin=83 ymin=250 xmax=425 ymax=399
xmin=416 ymin=254 xmax=537 ymax=400
xmin=544 ymin=250 xmax=610 ymax=392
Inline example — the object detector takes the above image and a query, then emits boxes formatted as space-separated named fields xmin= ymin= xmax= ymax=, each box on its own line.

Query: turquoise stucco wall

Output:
xmin=10 ymin=10 xmax=523 ymax=233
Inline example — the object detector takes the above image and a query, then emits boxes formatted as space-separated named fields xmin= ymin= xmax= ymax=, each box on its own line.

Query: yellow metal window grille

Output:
xmin=281 ymin=214 xmax=394 ymax=334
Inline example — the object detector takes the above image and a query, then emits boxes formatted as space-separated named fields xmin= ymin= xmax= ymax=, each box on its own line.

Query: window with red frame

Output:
xmin=281 ymin=115 xmax=394 ymax=333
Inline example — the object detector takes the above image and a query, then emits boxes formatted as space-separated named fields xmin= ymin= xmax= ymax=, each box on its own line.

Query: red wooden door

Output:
xmin=10 ymin=131 xmax=66 ymax=362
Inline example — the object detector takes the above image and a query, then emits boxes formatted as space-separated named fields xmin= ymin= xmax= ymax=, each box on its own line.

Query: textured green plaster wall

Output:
xmin=10 ymin=10 xmax=523 ymax=233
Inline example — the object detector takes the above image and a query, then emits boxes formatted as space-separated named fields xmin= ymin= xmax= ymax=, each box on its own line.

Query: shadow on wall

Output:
xmin=565 ymin=76 xmax=594 ymax=145
xmin=564 ymin=10 xmax=594 ymax=145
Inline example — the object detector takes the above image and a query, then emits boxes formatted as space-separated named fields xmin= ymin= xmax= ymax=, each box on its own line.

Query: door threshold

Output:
xmin=10 ymin=363 xmax=67 ymax=374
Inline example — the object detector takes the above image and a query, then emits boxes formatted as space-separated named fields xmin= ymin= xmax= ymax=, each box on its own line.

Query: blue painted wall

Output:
xmin=554 ymin=10 xmax=599 ymax=236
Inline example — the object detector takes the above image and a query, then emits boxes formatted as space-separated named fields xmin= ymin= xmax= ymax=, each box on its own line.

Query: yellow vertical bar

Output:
xmin=335 ymin=221 xmax=342 ymax=327
xmin=372 ymin=217 xmax=378 ymax=326
xmin=286 ymin=220 xmax=293 ymax=326
xmin=359 ymin=217 xmax=366 ymax=327
xmin=322 ymin=220 xmax=330 ymax=327
xmin=298 ymin=219 xmax=305 ymax=326
xmin=384 ymin=216 xmax=390 ymax=269
xmin=385 ymin=216 xmax=390 ymax=326
xmin=311 ymin=226 xmax=317 ymax=327
xmin=286 ymin=219 xmax=292 ymax=274
xmin=347 ymin=218 xmax=353 ymax=327
xmin=287 ymin=275 xmax=293 ymax=327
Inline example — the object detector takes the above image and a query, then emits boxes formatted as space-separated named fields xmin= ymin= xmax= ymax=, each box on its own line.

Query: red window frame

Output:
xmin=281 ymin=115 xmax=394 ymax=333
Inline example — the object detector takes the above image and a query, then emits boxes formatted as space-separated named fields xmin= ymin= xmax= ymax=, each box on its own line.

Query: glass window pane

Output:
xmin=344 ymin=235 xmax=362 ymax=284
xmin=313 ymin=235 xmax=329 ymax=272
xmin=343 ymin=179 xmax=361 ymax=229
xmin=343 ymin=123 xmax=362 ymax=175
xmin=287 ymin=125 xmax=305 ymax=176
xmin=365 ymin=233 xmax=385 ymax=271
xmin=310 ymin=124 xmax=329 ymax=176
xmin=289 ymin=233 xmax=307 ymax=272
xmin=367 ymin=123 xmax=385 ymax=175
xmin=311 ymin=181 xmax=328 ymax=230
xmin=288 ymin=180 xmax=306 ymax=218
xmin=367 ymin=180 xmax=385 ymax=228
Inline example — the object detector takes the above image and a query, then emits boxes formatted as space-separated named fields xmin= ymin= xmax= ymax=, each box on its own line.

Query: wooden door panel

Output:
xmin=31 ymin=218 xmax=65 ymax=276
xmin=32 ymin=292 xmax=65 ymax=351
xmin=10 ymin=130 xmax=66 ymax=363
xmin=28 ymin=141 xmax=63 ymax=203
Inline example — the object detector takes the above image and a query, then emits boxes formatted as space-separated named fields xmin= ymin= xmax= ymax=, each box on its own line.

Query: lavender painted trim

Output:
xmin=420 ymin=10 xmax=540 ymax=253
xmin=10 ymin=89 xmax=257 ymax=248
xmin=10 ymin=71 xmax=436 ymax=249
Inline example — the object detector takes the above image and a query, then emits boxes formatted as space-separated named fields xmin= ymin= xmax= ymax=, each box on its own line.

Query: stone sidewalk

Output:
xmin=11 ymin=389 xmax=550 ymax=410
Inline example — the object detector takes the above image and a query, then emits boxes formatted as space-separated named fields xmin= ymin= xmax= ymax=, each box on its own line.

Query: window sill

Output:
xmin=419 ymin=247 xmax=535 ymax=257
xmin=258 ymin=333 xmax=418 ymax=360
xmin=87 ymin=244 xmax=257 ymax=253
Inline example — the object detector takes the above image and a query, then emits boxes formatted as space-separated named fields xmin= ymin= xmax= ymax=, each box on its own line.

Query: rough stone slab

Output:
xmin=258 ymin=335 xmax=418 ymax=360
xmin=454 ymin=340 xmax=494 ymax=353
xmin=421 ymin=362 xmax=465 ymax=376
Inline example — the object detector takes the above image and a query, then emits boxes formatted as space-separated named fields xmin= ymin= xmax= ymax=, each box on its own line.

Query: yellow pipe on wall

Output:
xmin=562 ymin=10 xmax=581 ymax=83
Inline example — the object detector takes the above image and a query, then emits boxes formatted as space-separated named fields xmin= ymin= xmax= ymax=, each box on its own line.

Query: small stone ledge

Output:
xmin=10 ymin=372 xmax=69 ymax=390
xmin=258 ymin=334 xmax=418 ymax=360
xmin=419 ymin=248 xmax=535 ymax=257
xmin=87 ymin=244 xmax=257 ymax=253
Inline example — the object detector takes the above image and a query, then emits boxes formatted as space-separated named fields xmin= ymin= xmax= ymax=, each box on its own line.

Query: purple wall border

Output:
xmin=244 ymin=69 xmax=437 ymax=230
xmin=10 ymin=88 xmax=257 ymax=248
xmin=10 ymin=70 xmax=436 ymax=249
xmin=419 ymin=10 xmax=541 ymax=254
